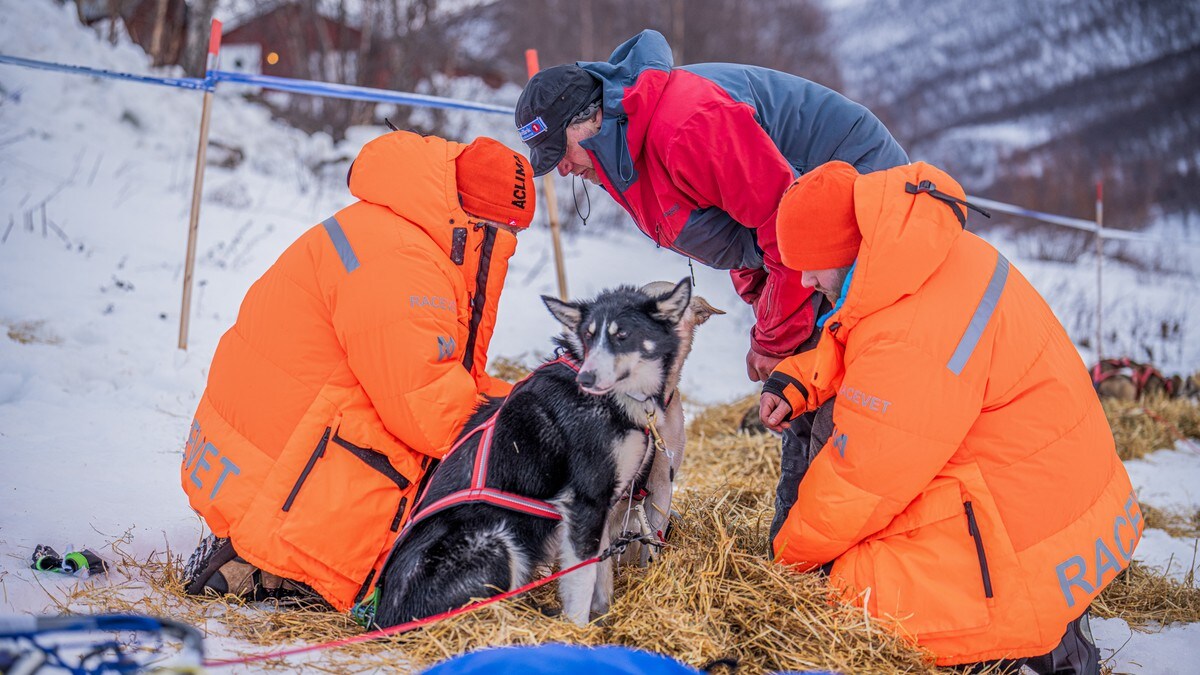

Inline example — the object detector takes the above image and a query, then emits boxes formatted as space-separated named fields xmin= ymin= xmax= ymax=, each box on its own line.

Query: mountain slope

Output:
xmin=826 ymin=0 xmax=1200 ymax=226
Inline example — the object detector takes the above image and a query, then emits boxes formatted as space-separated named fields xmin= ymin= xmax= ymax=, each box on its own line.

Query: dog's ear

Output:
xmin=688 ymin=295 xmax=726 ymax=326
xmin=542 ymin=295 xmax=584 ymax=332
xmin=653 ymin=278 xmax=692 ymax=324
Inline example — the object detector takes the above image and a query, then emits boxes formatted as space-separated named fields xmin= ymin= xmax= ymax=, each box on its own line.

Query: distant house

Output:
xmin=220 ymin=1 xmax=362 ymax=81
xmin=75 ymin=0 xmax=189 ymax=66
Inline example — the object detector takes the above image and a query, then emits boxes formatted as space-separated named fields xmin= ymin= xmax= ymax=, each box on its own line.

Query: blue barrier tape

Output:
xmin=969 ymin=195 xmax=1098 ymax=233
xmin=0 ymin=53 xmax=513 ymax=115
xmin=4 ymin=52 xmax=1197 ymax=248
xmin=209 ymin=70 xmax=513 ymax=115
xmin=969 ymin=195 xmax=1200 ymax=247
xmin=0 ymin=53 xmax=212 ymax=91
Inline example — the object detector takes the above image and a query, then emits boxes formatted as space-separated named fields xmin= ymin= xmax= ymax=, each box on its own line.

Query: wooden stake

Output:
xmin=525 ymin=49 xmax=569 ymax=301
xmin=1095 ymin=180 xmax=1104 ymax=361
xmin=179 ymin=19 xmax=222 ymax=350
xmin=149 ymin=0 xmax=169 ymax=65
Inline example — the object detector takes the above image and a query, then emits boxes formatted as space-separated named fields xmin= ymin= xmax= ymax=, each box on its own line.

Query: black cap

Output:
xmin=515 ymin=65 xmax=603 ymax=177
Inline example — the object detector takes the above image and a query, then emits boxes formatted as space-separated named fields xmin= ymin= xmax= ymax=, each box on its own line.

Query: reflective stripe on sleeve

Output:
xmin=322 ymin=216 xmax=360 ymax=273
xmin=947 ymin=253 xmax=1009 ymax=376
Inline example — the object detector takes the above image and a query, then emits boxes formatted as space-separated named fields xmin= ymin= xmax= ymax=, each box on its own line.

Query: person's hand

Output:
xmin=759 ymin=392 xmax=792 ymax=432
xmin=746 ymin=347 xmax=784 ymax=382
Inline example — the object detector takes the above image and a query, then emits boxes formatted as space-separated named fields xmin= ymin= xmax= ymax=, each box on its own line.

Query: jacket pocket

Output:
xmin=861 ymin=483 xmax=992 ymax=639
xmin=282 ymin=427 xmax=331 ymax=513
xmin=277 ymin=429 xmax=415 ymax=585
xmin=964 ymin=501 xmax=994 ymax=599
xmin=329 ymin=433 xmax=411 ymax=532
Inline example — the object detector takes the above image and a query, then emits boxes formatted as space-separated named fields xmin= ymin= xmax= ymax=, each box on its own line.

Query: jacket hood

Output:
xmin=578 ymin=30 xmax=673 ymax=192
xmin=835 ymin=162 xmax=966 ymax=331
xmin=348 ymin=131 xmax=472 ymax=259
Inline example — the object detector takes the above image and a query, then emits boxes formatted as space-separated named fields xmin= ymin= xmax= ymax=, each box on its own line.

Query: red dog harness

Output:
xmin=1091 ymin=357 xmax=1174 ymax=398
xmin=396 ymin=355 xmax=581 ymax=540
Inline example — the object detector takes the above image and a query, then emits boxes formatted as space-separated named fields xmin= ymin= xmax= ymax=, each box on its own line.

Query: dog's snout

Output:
xmin=577 ymin=370 xmax=597 ymax=389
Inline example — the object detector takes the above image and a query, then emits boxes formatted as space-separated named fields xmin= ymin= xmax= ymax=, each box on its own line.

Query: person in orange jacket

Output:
xmin=179 ymin=131 xmax=535 ymax=613
xmin=760 ymin=161 xmax=1141 ymax=673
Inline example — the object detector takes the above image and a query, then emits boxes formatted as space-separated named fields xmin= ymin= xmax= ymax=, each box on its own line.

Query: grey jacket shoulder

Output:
xmin=681 ymin=63 xmax=908 ymax=175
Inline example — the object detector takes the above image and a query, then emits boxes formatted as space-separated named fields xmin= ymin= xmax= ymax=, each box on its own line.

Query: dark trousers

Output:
xmin=768 ymin=398 xmax=835 ymax=547
xmin=768 ymin=294 xmax=834 ymax=549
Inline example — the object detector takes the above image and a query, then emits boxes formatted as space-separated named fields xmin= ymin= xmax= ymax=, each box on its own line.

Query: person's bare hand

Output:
xmin=759 ymin=392 xmax=792 ymax=432
xmin=746 ymin=347 xmax=784 ymax=382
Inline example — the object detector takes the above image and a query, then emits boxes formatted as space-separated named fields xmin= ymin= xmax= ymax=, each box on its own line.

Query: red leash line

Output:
xmin=202 ymin=556 xmax=602 ymax=668
xmin=1135 ymin=407 xmax=1200 ymax=453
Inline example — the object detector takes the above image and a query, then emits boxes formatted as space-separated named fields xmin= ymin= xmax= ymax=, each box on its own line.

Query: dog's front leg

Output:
xmin=556 ymin=502 xmax=606 ymax=625
xmin=590 ymin=519 xmax=614 ymax=619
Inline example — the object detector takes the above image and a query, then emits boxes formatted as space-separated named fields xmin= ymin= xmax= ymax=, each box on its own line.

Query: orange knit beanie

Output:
xmin=776 ymin=161 xmax=862 ymax=270
xmin=455 ymin=138 xmax=535 ymax=228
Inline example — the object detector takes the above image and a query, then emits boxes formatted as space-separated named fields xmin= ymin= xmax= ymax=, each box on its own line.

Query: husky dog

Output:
xmin=374 ymin=278 xmax=717 ymax=626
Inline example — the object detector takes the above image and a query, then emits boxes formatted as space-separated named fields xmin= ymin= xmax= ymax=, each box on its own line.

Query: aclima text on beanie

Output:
xmin=455 ymin=137 xmax=536 ymax=229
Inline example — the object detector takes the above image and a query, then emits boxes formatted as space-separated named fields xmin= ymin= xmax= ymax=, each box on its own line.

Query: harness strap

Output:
xmin=399 ymin=353 xmax=583 ymax=541
xmin=415 ymin=487 xmax=562 ymax=523
xmin=470 ymin=418 xmax=498 ymax=489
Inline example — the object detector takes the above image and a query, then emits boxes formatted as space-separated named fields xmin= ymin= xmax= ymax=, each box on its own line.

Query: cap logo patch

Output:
xmin=518 ymin=116 xmax=547 ymax=142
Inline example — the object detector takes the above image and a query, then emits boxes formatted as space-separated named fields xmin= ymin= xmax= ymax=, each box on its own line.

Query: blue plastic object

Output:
xmin=420 ymin=644 xmax=704 ymax=675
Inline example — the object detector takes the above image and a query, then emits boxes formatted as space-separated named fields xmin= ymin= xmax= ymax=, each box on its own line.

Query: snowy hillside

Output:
xmin=1 ymin=2 xmax=1199 ymax=672
xmin=825 ymin=0 xmax=1200 ymax=228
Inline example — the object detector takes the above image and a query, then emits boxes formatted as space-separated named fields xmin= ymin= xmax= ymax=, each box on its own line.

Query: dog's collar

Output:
xmin=621 ymin=391 xmax=663 ymax=416
xmin=623 ymin=388 xmax=675 ymax=406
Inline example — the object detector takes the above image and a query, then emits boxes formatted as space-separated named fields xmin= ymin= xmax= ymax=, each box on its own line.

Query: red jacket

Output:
xmin=578 ymin=30 xmax=908 ymax=356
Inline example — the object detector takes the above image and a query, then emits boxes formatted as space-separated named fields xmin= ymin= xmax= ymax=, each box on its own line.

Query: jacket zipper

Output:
xmin=964 ymin=501 xmax=994 ymax=598
xmin=331 ymin=434 xmax=412 ymax=532
xmin=353 ymin=568 xmax=377 ymax=606
xmin=282 ymin=427 xmax=331 ymax=512
xmin=462 ymin=226 xmax=496 ymax=373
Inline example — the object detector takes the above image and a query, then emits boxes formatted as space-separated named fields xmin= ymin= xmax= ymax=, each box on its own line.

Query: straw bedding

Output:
xmin=50 ymin=394 xmax=1200 ymax=673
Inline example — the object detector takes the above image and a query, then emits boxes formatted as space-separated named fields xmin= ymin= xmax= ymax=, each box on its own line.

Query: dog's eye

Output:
xmin=615 ymin=330 xmax=629 ymax=341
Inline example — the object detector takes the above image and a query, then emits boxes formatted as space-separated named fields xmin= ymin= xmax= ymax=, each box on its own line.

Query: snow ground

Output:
xmin=1 ymin=2 xmax=1198 ymax=673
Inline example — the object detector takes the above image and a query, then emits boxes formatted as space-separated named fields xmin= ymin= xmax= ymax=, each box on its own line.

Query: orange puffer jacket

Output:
xmin=181 ymin=132 xmax=518 ymax=610
xmin=770 ymin=163 xmax=1142 ymax=665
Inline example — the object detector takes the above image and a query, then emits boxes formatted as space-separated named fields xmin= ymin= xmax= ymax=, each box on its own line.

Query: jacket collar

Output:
xmin=578 ymin=30 xmax=674 ymax=193
xmin=826 ymin=163 xmax=966 ymax=334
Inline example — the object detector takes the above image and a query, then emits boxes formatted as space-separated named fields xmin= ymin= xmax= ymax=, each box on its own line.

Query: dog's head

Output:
xmin=639 ymin=279 xmax=724 ymax=394
xmin=542 ymin=278 xmax=694 ymax=399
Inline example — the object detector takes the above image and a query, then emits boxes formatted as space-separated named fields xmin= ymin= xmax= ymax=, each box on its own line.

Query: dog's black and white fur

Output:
xmin=375 ymin=279 xmax=700 ymax=627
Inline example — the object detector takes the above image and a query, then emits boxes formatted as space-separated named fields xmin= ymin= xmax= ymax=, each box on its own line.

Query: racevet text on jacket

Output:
xmin=837 ymin=384 xmax=892 ymax=415
xmin=183 ymin=418 xmax=239 ymax=501
xmin=1055 ymin=490 xmax=1142 ymax=609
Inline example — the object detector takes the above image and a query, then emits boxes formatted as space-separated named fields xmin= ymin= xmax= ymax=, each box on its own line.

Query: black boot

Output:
xmin=182 ymin=535 xmax=237 ymax=595
xmin=1025 ymin=610 xmax=1102 ymax=675
xmin=182 ymin=534 xmax=323 ymax=605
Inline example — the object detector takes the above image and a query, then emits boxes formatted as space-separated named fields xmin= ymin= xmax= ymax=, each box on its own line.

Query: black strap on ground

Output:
xmin=906 ymin=180 xmax=992 ymax=228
